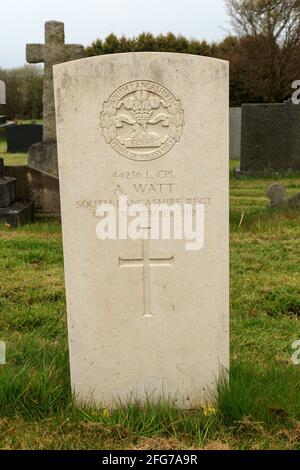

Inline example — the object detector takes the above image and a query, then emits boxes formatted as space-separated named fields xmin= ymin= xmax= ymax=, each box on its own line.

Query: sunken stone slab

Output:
xmin=4 ymin=165 xmax=60 ymax=215
xmin=0 ymin=201 xmax=34 ymax=227
xmin=54 ymin=53 xmax=229 ymax=408
xmin=28 ymin=142 xmax=58 ymax=177
xmin=0 ymin=176 xmax=18 ymax=207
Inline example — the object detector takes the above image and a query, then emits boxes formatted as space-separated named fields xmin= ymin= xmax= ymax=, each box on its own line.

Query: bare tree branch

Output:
xmin=225 ymin=0 xmax=300 ymax=46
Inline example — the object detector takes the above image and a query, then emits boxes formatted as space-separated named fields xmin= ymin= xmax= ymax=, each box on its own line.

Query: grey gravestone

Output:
xmin=0 ymin=201 xmax=34 ymax=227
xmin=0 ymin=81 xmax=14 ymax=129
xmin=0 ymin=81 xmax=5 ymax=105
xmin=266 ymin=184 xmax=287 ymax=207
xmin=6 ymin=124 xmax=43 ymax=153
xmin=5 ymin=165 xmax=60 ymax=215
xmin=240 ymin=102 xmax=300 ymax=173
xmin=0 ymin=176 xmax=17 ymax=208
xmin=229 ymin=107 xmax=241 ymax=160
xmin=266 ymin=183 xmax=300 ymax=209
xmin=0 ymin=157 xmax=34 ymax=226
xmin=0 ymin=198 xmax=34 ymax=227
xmin=26 ymin=21 xmax=84 ymax=176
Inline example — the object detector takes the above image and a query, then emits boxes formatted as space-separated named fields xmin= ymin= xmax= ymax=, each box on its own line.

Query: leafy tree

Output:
xmin=85 ymin=32 xmax=213 ymax=57
xmin=0 ymin=65 xmax=43 ymax=120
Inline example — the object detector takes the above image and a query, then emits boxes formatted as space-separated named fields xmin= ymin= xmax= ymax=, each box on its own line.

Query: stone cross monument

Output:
xmin=26 ymin=21 xmax=84 ymax=176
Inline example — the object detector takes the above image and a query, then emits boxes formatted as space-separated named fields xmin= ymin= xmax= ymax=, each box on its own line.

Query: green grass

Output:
xmin=0 ymin=169 xmax=300 ymax=449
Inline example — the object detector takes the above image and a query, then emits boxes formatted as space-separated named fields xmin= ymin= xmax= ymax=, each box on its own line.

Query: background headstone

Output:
xmin=266 ymin=183 xmax=300 ymax=209
xmin=229 ymin=107 xmax=241 ymax=160
xmin=266 ymin=184 xmax=287 ymax=207
xmin=6 ymin=124 xmax=43 ymax=153
xmin=54 ymin=52 xmax=229 ymax=407
xmin=0 ymin=158 xmax=34 ymax=227
xmin=0 ymin=80 xmax=14 ymax=129
xmin=0 ymin=81 xmax=6 ymax=105
xmin=26 ymin=20 xmax=84 ymax=176
xmin=241 ymin=102 xmax=300 ymax=172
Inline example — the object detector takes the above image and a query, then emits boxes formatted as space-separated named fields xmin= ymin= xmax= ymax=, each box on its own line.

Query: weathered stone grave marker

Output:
xmin=54 ymin=53 xmax=229 ymax=407
xmin=229 ymin=107 xmax=241 ymax=160
xmin=0 ymin=81 xmax=14 ymax=129
xmin=0 ymin=158 xmax=34 ymax=226
xmin=0 ymin=81 xmax=6 ymax=105
xmin=266 ymin=183 xmax=300 ymax=209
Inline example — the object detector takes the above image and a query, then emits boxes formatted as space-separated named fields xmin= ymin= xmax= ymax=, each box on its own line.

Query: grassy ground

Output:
xmin=0 ymin=151 xmax=300 ymax=448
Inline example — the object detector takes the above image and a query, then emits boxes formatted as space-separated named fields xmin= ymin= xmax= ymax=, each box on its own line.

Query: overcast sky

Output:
xmin=0 ymin=0 xmax=230 ymax=69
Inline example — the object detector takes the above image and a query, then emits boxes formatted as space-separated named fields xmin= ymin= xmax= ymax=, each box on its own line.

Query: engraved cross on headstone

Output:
xmin=26 ymin=21 xmax=84 ymax=143
xmin=119 ymin=227 xmax=174 ymax=318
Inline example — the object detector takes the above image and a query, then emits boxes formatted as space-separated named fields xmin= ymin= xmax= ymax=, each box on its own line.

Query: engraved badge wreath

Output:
xmin=100 ymin=80 xmax=185 ymax=161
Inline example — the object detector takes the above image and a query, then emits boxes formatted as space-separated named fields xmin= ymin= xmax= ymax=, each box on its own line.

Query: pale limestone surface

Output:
xmin=54 ymin=52 xmax=229 ymax=407
xmin=0 ymin=81 xmax=5 ymax=105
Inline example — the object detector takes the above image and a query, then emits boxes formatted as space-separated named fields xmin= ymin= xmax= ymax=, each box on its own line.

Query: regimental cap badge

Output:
xmin=100 ymin=80 xmax=185 ymax=161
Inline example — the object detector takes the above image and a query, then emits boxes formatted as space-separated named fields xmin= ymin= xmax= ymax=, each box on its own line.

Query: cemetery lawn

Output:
xmin=0 ymin=170 xmax=300 ymax=450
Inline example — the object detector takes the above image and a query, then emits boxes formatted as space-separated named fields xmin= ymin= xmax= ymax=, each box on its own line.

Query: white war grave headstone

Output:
xmin=54 ymin=53 xmax=229 ymax=407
